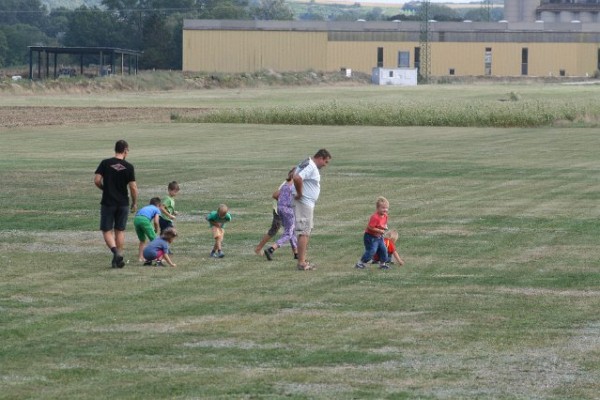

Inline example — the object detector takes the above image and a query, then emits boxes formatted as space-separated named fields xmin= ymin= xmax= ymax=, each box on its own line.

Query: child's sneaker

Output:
xmin=156 ymin=260 xmax=165 ymax=267
xmin=143 ymin=260 xmax=153 ymax=266
xmin=217 ymin=250 xmax=225 ymax=258
xmin=379 ymin=263 xmax=390 ymax=270
xmin=355 ymin=262 xmax=367 ymax=269
xmin=210 ymin=250 xmax=217 ymax=258
xmin=264 ymin=248 xmax=273 ymax=261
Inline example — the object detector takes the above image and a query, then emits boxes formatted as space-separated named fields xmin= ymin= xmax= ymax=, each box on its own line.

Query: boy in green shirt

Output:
xmin=206 ymin=204 xmax=232 ymax=258
xmin=159 ymin=181 xmax=180 ymax=234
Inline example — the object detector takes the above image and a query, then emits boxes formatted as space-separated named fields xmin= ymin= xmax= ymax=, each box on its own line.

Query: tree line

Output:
xmin=0 ymin=0 xmax=294 ymax=69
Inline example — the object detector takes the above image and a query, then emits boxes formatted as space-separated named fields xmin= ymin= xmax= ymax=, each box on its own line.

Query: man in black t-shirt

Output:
xmin=94 ymin=140 xmax=138 ymax=268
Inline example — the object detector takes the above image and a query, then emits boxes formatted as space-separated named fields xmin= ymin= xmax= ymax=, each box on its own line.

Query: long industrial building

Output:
xmin=183 ymin=17 xmax=600 ymax=78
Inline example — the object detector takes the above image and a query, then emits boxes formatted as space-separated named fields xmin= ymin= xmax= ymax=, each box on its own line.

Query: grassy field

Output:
xmin=1 ymin=84 xmax=600 ymax=398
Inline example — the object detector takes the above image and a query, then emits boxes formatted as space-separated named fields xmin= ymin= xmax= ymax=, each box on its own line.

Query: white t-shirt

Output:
xmin=296 ymin=157 xmax=320 ymax=208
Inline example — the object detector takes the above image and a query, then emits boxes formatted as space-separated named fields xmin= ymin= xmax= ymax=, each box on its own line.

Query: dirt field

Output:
xmin=0 ymin=106 xmax=208 ymax=128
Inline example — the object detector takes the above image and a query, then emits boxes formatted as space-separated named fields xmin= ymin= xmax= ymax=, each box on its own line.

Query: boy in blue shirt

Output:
xmin=134 ymin=197 xmax=161 ymax=262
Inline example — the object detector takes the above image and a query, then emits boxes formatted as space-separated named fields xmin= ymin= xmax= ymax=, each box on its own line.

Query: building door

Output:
xmin=521 ymin=48 xmax=528 ymax=76
xmin=414 ymin=47 xmax=420 ymax=70
xmin=377 ymin=47 xmax=384 ymax=68
xmin=398 ymin=51 xmax=410 ymax=68
xmin=484 ymin=47 xmax=492 ymax=76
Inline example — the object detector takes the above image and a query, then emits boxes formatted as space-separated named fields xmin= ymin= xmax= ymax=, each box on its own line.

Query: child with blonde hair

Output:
xmin=372 ymin=229 xmax=405 ymax=266
xmin=206 ymin=204 xmax=231 ymax=258
xmin=355 ymin=196 xmax=391 ymax=270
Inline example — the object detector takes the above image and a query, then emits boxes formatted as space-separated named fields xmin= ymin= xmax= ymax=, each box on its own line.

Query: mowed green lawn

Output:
xmin=1 ymin=86 xmax=600 ymax=399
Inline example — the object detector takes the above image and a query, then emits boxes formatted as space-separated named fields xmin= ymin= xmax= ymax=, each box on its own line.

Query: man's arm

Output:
xmin=129 ymin=181 xmax=138 ymax=213
xmin=94 ymin=174 xmax=103 ymax=190
xmin=293 ymin=174 xmax=303 ymax=200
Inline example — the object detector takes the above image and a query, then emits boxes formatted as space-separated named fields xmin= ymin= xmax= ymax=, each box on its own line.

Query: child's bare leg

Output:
xmin=255 ymin=234 xmax=271 ymax=254
xmin=212 ymin=227 xmax=224 ymax=251
xmin=138 ymin=241 xmax=145 ymax=261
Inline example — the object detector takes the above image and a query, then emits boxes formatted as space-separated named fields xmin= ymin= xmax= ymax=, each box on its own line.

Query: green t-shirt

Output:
xmin=160 ymin=196 xmax=175 ymax=222
xmin=206 ymin=210 xmax=232 ymax=228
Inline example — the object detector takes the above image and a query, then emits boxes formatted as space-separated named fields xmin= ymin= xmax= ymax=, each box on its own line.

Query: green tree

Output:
xmin=0 ymin=23 xmax=52 ymax=65
xmin=44 ymin=7 xmax=71 ymax=40
xmin=140 ymin=12 xmax=174 ymax=69
xmin=250 ymin=0 xmax=293 ymax=20
xmin=0 ymin=0 xmax=48 ymax=27
xmin=210 ymin=0 xmax=248 ymax=19
xmin=64 ymin=6 xmax=135 ymax=48
xmin=0 ymin=29 xmax=8 ymax=67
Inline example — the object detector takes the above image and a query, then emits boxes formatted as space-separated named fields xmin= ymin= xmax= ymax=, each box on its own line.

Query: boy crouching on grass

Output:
xmin=355 ymin=196 xmax=391 ymax=270
xmin=372 ymin=229 xmax=404 ymax=266
xmin=206 ymin=204 xmax=232 ymax=258
xmin=143 ymin=227 xmax=177 ymax=267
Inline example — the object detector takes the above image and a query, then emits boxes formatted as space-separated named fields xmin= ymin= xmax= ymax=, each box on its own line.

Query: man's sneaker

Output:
xmin=264 ymin=248 xmax=273 ymax=261
xmin=355 ymin=262 xmax=367 ymax=269
xmin=379 ymin=263 xmax=390 ymax=270
xmin=217 ymin=251 xmax=225 ymax=258
xmin=112 ymin=253 xmax=125 ymax=268
xmin=143 ymin=260 xmax=153 ymax=266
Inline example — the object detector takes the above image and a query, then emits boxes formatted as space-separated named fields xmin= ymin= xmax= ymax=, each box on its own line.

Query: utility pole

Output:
xmin=419 ymin=0 xmax=432 ymax=83
xmin=481 ymin=0 xmax=493 ymax=22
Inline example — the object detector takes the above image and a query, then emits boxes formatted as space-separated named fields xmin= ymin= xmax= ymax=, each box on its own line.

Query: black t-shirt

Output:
xmin=95 ymin=157 xmax=135 ymax=206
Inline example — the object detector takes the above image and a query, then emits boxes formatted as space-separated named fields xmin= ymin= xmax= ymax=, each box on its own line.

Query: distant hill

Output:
xmin=42 ymin=0 xmax=102 ymax=10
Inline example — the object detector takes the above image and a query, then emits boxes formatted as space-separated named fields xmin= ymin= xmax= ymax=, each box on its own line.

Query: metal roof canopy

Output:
xmin=28 ymin=46 xmax=143 ymax=80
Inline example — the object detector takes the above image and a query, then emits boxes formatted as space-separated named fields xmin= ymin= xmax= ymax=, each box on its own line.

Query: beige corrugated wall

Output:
xmin=328 ymin=41 xmax=598 ymax=76
xmin=430 ymin=42 xmax=598 ymax=77
xmin=183 ymin=30 xmax=328 ymax=73
xmin=184 ymin=29 xmax=599 ymax=77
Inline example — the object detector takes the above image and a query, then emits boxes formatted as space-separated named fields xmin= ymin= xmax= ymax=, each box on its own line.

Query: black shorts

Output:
xmin=159 ymin=217 xmax=173 ymax=234
xmin=100 ymin=205 xmax=129 ymax=232
xmin=267 ymin=209 xmax=282 ymax=237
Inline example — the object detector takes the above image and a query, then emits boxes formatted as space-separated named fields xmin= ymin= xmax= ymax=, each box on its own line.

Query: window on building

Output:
xmin=449 ymin=68 xmax=455 ymax=75
xmin=398 ymin=51 xmax=410 ymax=68
xmin=389 ymin=71 xmax=394 ymax=77
xmin=484 ymin=47 xmax=492 ymax=76
xmin=521 ymin=48 xmax=528 ymax=76
xmin=377 ymin=47 xmax=384 ymax=68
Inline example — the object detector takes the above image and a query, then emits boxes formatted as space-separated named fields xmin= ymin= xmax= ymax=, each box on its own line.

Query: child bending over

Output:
xmin=206 ymin=204 xmax=231 ymax=258
xmin=143 ymin=227 xmax=178 ymax=267
xmin=372 ymin=229 xmax=405 ymax=266
xmin=134 ymin=197 xmax=162 ymax=262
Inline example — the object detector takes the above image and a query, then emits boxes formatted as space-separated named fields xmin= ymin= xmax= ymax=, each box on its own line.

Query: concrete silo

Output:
xmin=504 ymin=0 xmax=540 ymax=22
